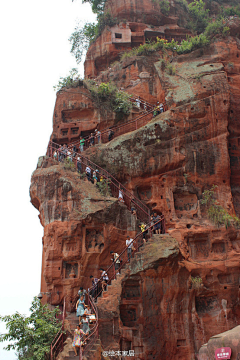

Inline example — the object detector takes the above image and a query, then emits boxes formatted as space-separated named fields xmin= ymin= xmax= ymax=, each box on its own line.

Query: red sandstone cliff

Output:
xmin=30 ymin=2 xmax=240 ymax=359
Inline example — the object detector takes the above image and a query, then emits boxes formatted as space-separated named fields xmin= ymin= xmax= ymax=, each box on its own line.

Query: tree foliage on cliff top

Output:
xmin=69 ymin=13 xmax=117 ymax=64
xmin=0 ymin=297 xmax=61 ymax=360
xmin=53 ymin=68 xmax=82 ymax=91
xmin=73 ymin=0 xmax=106 ymax=15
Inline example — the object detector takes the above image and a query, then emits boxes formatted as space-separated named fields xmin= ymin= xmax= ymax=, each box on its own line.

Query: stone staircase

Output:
xmin=59 ymin=312 xmax=101 ymax=360
xmin=56 ymin=234 xmax=175 ymax=359
xmin=97 ymin=234 xmax=171 ymax=303
xmin=95 ymin=234 xmax=178 ymax=359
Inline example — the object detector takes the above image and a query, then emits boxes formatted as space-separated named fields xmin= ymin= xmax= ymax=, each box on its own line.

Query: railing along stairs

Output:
xmin=66 ymin=90 xmax=158 ymax=151
xmin=47 ymin=141 xmax=150 ymax=223
xmin=128 ymin=94 xmax=155 ymax=110
xmin=90 ymin=216 xmax=165 ymax=300
xmin=47 ymin=147 xmax=166 ymax=359
xmin=47 ymin=93 xmax=166 ymax=359
xmin=80 ymin=217 xmax=165 ymax=359
xmin=50 ymin=297 xmax=66 ymax=359
xmin=67 ymin=107 xmax=154 ymax=152
xmin=79 ymin=293 xmax=99 ymax=360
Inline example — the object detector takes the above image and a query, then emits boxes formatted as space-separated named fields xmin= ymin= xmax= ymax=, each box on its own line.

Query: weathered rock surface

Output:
xmin=84 ymin=0 xmax=191 ymax=78
xmin=30 ymin=3 xmax=240 ymax=359
xmin=30 ymin=157 xmax=138 ymax=309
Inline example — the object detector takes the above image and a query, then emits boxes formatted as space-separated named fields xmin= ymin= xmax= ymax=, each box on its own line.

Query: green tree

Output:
xmin=82 ymin=0 xmax=106 ymax=14
xmin=69 ymin=22 xmax=97 ymax=64
xmin=0 ymin=297 xmax=62 ymax=360
xmin=188 ymin=0 xmax=209 ymax=34
xmin=53 ymin=68 xmax=81 ymax=91
xmin=69 ymin=13 xmax=117 ymax=64
xmin=159 ymin=0 xmax=170 ymax=15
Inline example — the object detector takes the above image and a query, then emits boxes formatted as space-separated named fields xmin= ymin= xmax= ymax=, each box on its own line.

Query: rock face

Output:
xmin=30 ymin=2 xmax=240 ymax=359
xmin=84 ymin=0 xmax=191 ymax=78
xmin=51 ymin=84 xmax=99 ymax=144
xmin=199 ymin=326 xmax=240 ymax=360
xmin=97 ymin=235 xmax=182 ymax=359
xmin=30 ymin=156 xmax=138 ymax=309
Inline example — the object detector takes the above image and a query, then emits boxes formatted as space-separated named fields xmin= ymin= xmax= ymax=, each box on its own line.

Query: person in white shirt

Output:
xmin=85 ymin=166 xmax=91 ymax=181
xmin=136 ymin=97 xmax=141 ymax=109
xmin=100 ymin=268 xmax=109 ymax=291
xmin=126 ymin=235 xmax=134 ymax=261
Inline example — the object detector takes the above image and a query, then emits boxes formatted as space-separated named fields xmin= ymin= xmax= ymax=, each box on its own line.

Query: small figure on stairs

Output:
xmin=110 ymin=251 xmax=121 ymax=275
xmin=76 ymin=295 xmax=86 ymax=325
xmin=78 ymin=287 xmax=87 ymax=302
xmin=72 ymin=325 xmax=85 ymax=356
xmin=153 ymin=212 xmax=161 ymax=234
xmin=139 ymin=223 xmax=147 ymax=243
xmin=100 ymin=268 xmax=109 ymax=291
xmin=118 ymin=185 xmax=124 ymax=203
xmin=126 ymin=235 xmax=134 ymax=261
xmin=81 ymin=314 xmax=90 ymax=335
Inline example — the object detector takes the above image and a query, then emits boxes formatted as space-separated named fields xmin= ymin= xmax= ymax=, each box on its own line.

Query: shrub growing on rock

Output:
xmin=188 ymin=0 xmax=210 ymax=34
xmin=159 ymin=0 xmax=170 ymax=16
xmin=88 ymin=82 xmax=132 ymax=119
xmin=200 ymin=185 xmax=240 ymax=228
xmin=53 ymin=68 xmax=82 ymax=91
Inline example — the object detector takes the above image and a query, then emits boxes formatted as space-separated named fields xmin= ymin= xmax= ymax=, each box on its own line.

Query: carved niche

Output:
xmin=85 ymin=228 xmax=104 ymax=253
xmin=63 ymin=262 xmax=78 ymax=279
xmin=62 ymin=236 xmax=81 ymax=258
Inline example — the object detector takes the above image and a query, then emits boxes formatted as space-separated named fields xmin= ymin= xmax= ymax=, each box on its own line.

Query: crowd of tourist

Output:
xmin=73 ymin=285 xmax=99 ymax=355
xmin=57 ymin=95 xmax=166 ymax=356
xmin=153 ymin=102 xmax=165 ymax=117
xmin=72 ymin=211 xmax=163 ymax=354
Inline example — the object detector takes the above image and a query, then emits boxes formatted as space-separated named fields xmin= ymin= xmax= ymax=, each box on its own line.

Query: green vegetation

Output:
xmin=88 ymin=82 xmax=132 ymax=119
xmin=204 ymin=18 xmax=230 ymax=38
xmin=120 ymin=34 xmax=210 ymax=60
xmin=97 ymin=178 xmax=111 ymax=197
xmin=62 ymin=158 xmax=76 ymax=171
xmin=221 ymin=4 xmax=240 ymax=17
xmin=159 ymin=0 xmax=170 ymax=15
xmin=0 ymin=297 xmax=61 ymax=360
xmin=69 ymin=12 xmax=117 ymax=64
xmin=200 ymin=185 xmax=240 ymax=228
xmin=69 ymin=22 xmax=97 ymax=64
xmin=166 ymin=62 xmax=176 ymax=75
xmin=82 ymin=0 xmax=106 ymax=15
xmin=188 ymin=0 xmax=209 ymax=34
xmin=190 ymin=276 xmax=203 ymax=289
xmin=175 ymin=0 xmax=188 ymax=11
xmin=177 ymin=33 xmax=210 ymax=54
xmin=53 ymin=68 xmax=81 ymax=91
xmin=120 ymin=38 xmax=179 ymax=61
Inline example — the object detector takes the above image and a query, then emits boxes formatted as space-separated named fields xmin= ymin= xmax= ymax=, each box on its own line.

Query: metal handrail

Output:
xmin=47 ymin=96 xmax=167 ymax=358
xmin=50 ymin=297 xmax=66 ymax=360
xmin=89 ymin=216 xmax=165 ymax=300
xmin=129 ymin=95 xmax=155 ymax=110
xmin=79 ymin=217 xmax=165 ymax=358
xmin=47 ymin=141 xmax=151 ymax=223
xmin=80 ymin=294 xmax=99 ymax=359
xmin=63 ymin=107 xmax=155 ymax=151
